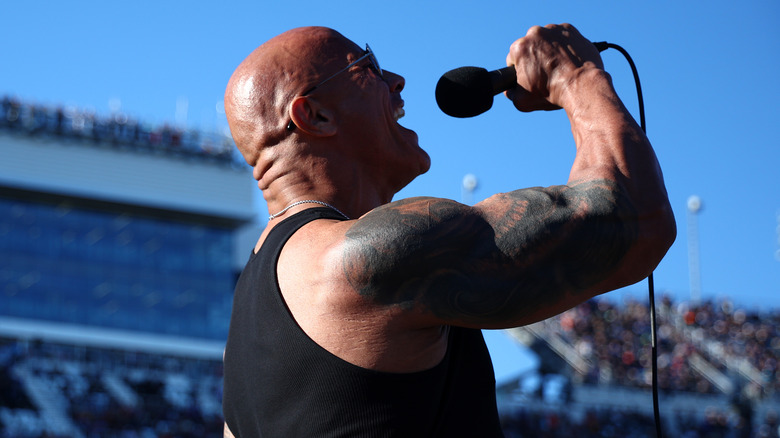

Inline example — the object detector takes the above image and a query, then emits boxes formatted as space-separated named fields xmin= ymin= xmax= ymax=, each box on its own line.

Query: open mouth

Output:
xmin=393 ymin=99 xmax=405 ymax=121
xmin=394 ymin=107 xmax=405 ymax=121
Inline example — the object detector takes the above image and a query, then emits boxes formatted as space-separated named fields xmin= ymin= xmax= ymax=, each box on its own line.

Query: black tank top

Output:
xmin=223 ymin=208 xmax=504 ymax=437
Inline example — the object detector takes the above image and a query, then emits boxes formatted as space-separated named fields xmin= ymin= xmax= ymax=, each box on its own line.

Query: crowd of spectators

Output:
xmin=679 ymin=298 xmax=780 ymax=393
xmin=1 ymin=95 xmax=239 ymax=167
xmin=3 ymin=293 xmax=780 ymax=437
xmin=543 ymin=295 xmax=779 ymax=398
xmin=500 ymin=405 xmax=780 ymax=438
xmin=500 ymin=407 xmax=660 ymax=438
xmin=0 ymin=337 xmax=223 ymax=437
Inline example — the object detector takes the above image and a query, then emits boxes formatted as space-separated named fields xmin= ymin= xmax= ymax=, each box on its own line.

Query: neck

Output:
xmin=261 ymin=173 xmax=394 ymax=222
xmin=268 ymin=199 xmax=349 ymax=220
xmin=258 ymin=144 xmax=399 ymax=221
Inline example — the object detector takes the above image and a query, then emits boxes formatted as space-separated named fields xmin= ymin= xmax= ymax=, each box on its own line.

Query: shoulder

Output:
xmin=276 ymin=209 xmax=452 ymax=369
xmin=279 ymin=197 xmax=490 ymax=312
xmin=342 ymin=197 xmax=488 ymax=257
xmin=336 ymin=198 xmax=503 ymax=324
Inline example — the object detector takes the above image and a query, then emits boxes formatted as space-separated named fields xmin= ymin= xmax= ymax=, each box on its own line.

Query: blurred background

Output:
xmin=1 ymin=1 xmax=778 ymax=436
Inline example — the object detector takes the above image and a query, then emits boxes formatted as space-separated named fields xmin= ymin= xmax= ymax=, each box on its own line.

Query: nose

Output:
xmin=383 ymin=70 xmax=405 ymax=93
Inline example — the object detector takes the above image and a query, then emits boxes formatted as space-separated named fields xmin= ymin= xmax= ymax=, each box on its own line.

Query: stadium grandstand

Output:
xmin=501 ymin=296 xmax=780 ymax=436
xmin=2 ymin=95 xmax=780 ymax=437
xmin=1 ymin=94 xmax=257 ymax=437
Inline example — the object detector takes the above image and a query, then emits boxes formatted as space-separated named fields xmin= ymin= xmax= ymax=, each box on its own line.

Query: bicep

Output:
xmin=340 ymin=183 xmax=637 ymax=327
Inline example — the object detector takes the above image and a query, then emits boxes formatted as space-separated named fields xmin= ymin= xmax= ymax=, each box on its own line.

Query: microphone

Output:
xmin=435 ymin=42 xmax=609 ymax=118
xmin=435 ymin=66 xmax=517 ymax=118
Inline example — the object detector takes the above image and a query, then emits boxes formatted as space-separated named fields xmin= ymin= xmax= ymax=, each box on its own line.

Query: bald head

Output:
xmin=225 ymin=26 xmax=357 ymax=165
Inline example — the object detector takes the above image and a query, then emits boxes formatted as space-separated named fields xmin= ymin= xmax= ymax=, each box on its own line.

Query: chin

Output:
xmin=389 ymin=121 xmax=430 ymax=175
xmin=408 ymin=131 xmax=430 ymax=171
xmin=418 ymin=149 xmax=432 ymax=174
xmin=402 ymin=137 xmax=429 ymax=174
xmin=391 ymin=150 xmax=430 ymax=193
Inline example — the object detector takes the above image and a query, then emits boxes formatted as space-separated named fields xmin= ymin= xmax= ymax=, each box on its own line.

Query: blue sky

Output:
xmin=3 ymin=0 xmax=778 ymax=320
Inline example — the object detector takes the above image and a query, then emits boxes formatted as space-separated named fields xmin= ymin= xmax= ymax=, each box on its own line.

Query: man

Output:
xmin=222 ymin=23 xmax=676 ymax=437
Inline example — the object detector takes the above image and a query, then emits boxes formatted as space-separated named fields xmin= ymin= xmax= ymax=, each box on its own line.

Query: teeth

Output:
xmin=394 ymin=107 xmax=405 ymax=120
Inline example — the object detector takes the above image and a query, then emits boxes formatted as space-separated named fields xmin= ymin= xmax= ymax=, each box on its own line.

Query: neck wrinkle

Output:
xmin=258 ymin=142 xmax=400 ymax=221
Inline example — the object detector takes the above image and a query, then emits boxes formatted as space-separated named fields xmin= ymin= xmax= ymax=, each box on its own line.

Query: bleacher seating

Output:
xmin=524 ymin=295 xmax=780 ymax=397
xmin=505 ymin=294 xmax=780 ymax=436
xmin=3 ymin=294 xmax=780 ymax=436
xmin=0 ymin=338 xmax=223 ymax=438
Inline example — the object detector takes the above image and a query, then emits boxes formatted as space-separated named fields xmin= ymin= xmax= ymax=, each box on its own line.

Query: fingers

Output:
xmin=505 ymin=23 xmax=603 ymax=111
xmin=505 ymin=87 xmax=560 ymax=113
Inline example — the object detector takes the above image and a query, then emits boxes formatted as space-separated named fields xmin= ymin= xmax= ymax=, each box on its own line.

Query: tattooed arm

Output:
xmin=340 ymin=24 xmax=675 ymax=329
xmin=343 ymin=180 xmax=642 ymax=328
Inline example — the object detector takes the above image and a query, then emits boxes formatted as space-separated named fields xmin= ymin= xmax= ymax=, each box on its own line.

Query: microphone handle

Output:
xmin=490 ymin=39 xmax=610 ymax=96
xmin=489 ymin=66 xmax=517 ymax=95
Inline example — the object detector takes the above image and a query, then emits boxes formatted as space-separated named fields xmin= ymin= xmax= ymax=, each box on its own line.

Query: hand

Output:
xmin=505 ymin=23 xmax=604 ymax=112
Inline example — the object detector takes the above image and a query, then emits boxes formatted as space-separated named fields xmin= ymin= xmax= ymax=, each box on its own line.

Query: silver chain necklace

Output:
xmin=268 ymin=200 xmax=349 ymax=221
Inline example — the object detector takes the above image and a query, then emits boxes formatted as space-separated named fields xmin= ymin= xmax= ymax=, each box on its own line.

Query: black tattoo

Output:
xmin=342 ymin=180 xmax=638 ymax=325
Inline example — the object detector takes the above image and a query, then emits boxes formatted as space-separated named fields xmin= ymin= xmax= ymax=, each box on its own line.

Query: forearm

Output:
xmin=466 ymin=70 xmax=675 ymax=323
xmin=561 ymin=67 xmax=676 ymax=283
xmin=563 ymin=68 xmax=666 ymax=202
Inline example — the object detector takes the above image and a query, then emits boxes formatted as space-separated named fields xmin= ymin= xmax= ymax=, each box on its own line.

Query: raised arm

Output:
xmin=339 ymin=24 xmax=675 ymax=329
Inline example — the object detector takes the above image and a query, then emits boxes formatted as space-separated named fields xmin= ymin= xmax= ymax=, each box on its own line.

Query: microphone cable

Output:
xmin=594 ymin=41 xmax=662 ymax=438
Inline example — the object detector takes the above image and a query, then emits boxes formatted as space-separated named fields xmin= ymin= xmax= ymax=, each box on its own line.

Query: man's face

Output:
xmin=310 ymin=38 xmax=430 ymax=193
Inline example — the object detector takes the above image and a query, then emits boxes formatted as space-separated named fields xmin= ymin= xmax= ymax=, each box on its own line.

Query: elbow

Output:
xmin=659 ymin=204 xmax=678 ymax=252
xmin=654 ymin=202 xmax=678 ymax=264
xmin=649 ymin=196 xmax=677 ymax=255
xmin=628 ymin=200 xmax=678 ymax=281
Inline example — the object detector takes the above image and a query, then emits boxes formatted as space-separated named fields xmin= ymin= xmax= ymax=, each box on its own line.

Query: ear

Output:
xmin=289 ymin=96 xmax=337 ymax=137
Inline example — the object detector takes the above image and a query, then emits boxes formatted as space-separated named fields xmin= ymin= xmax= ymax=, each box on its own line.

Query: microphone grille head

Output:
xmin=435 ymin=66 xmax=494 ymax=118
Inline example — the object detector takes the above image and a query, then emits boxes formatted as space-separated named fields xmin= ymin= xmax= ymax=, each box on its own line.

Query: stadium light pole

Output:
xmin=687 ymin=195 xmax=703 ymax=305
xmin=461 ymin=174 xmax=478 ymax=206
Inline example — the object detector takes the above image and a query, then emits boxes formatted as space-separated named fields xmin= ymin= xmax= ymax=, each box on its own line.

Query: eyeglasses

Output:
xmin=287 ymin=44 xmax=382 ymax=131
